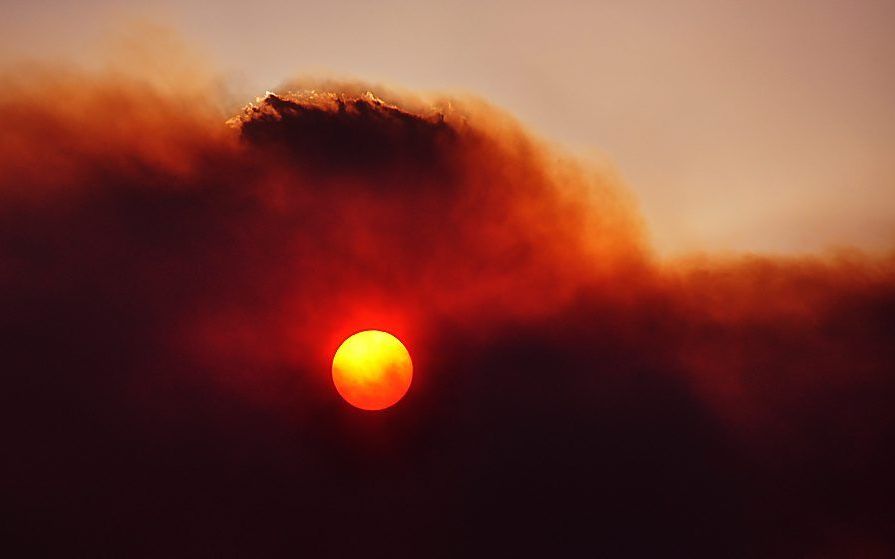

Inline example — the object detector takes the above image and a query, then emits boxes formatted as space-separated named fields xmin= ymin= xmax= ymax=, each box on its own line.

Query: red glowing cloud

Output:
xmin=2 ymin=70 xmax=894 ymax=556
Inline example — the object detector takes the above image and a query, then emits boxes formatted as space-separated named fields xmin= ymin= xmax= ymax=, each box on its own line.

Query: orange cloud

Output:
xmin=2 ymin=70 xmax=893 ymax=556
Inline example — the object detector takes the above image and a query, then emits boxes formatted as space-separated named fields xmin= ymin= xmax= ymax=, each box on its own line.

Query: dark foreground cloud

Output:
xmin=2 ymin=73 xmax=894 ymax=557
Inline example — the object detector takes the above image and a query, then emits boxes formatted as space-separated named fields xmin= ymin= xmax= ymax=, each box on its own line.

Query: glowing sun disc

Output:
xmin=332 ymin=330 xmax=413 ymax=410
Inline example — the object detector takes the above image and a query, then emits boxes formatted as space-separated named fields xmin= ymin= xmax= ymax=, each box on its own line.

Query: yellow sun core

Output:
xmin=332 ymin=330 xmax=413 ymax=411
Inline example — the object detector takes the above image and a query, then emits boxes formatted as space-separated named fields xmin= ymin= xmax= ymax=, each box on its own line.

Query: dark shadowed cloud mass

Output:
xmin=2 ymin=71 xmax=894 ymax=557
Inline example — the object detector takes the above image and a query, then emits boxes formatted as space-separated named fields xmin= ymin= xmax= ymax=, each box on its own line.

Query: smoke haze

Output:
xmin=2 ymin=67 xmax=894 ymax=556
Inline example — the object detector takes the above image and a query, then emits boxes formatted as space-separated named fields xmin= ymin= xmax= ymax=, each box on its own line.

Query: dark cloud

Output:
xmin=2 ymin=75 xmax=894 ymax=557
xmin=235 ymin=92 xmax=457 ymax=179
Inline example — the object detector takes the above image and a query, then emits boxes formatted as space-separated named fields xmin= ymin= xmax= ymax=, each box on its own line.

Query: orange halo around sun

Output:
xmin=332 ymin=330 xmax=413 ymax=411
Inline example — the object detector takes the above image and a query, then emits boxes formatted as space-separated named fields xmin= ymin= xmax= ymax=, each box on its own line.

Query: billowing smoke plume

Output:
xmin=2 ymin=72 xmax=894 ymax=557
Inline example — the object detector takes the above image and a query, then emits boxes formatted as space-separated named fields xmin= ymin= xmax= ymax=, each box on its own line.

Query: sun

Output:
xmin=332 ymin=330 xmax=413 ymax=411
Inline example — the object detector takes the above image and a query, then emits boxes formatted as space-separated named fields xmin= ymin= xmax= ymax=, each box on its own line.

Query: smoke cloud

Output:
xmin=2 ymin=70 xmax=894 ymax=557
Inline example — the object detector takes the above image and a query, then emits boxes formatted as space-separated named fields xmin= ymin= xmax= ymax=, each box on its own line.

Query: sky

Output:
xmin=2 ymin=0 xmax=893 ymax=256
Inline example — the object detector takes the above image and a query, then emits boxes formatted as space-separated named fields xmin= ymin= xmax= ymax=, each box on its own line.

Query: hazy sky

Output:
xmin=3 ymin=0 xmax=894 ymax=255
